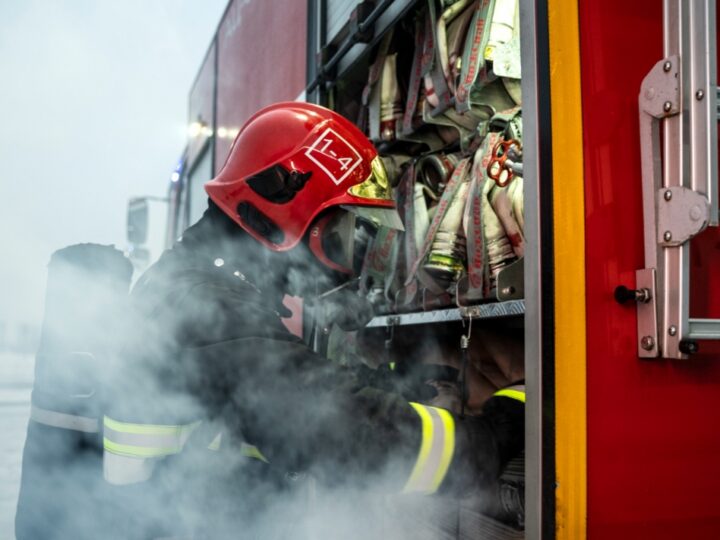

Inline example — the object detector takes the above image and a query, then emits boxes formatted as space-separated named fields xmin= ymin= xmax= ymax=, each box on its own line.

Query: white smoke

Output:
xmin=10 ymin=226 xmax=521 ymax=539
xmin=1 ymin=3 xmax=525 ymax=538
xmin=0 ymin=2 xmax=226 ymax=538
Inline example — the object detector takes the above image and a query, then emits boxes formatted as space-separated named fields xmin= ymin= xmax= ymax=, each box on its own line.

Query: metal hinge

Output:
xmin=636 ymin=0 xmax=718 ymax=359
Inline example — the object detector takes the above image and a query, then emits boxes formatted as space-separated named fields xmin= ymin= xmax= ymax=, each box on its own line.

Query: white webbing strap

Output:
xmin=455 ymin=0 xmax=497 ymax=112
xmin=405 ymin=158 xmax=472 ymax=295
xmin=403 ymin=402 xmax=455 ymax=494
xmin=30 ymin=404 xmax=99 ymax=433
xmin=401 ymin=12 xmax=426 ymax=134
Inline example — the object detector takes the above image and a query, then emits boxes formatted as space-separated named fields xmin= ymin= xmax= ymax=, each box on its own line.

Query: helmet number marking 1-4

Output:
xmin=305 ymin=128 xmax=363 ymax=185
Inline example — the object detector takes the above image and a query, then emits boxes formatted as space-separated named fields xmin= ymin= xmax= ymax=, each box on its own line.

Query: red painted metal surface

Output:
xmin=579 ymin=0 xmax=720 ymax=537
xmin=187 ymin=42 xmax=216 ymax=168
xmin=214 ymin=0 xmax=308 ymax=171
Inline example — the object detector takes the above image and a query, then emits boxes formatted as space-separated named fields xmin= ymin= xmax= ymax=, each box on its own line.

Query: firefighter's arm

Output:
xmin=181 ymin=336 xmax=524 ymax=495
xmin=439 ymin=386 xmax=525 ymax=494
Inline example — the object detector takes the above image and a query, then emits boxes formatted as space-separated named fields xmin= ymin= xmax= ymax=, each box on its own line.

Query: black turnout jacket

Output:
xmin=105 ymin=202 xmax=524 ymax=538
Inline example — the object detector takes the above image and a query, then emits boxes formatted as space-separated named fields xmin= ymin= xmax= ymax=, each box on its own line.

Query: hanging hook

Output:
xmin=384 ymin=320 xmax=395 ymax=366
xmin=459 ymin=314 xmax=473 ymax=418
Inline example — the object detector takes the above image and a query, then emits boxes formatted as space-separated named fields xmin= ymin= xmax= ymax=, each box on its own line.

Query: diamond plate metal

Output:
xmin=364 ymin=300 xmax=525 ymax=328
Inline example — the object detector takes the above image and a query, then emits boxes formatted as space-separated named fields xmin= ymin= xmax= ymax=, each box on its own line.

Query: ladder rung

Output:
xmin=687 ymin=318 xmax=720 ymax=340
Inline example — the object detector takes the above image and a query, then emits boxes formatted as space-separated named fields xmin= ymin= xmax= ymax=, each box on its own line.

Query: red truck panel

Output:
xmin=188 ymin=42 xmax=216 ymax=169
xmin=580 ymin=0 xmax=720 ymax=537
xmin=214 ymin=0 xmax=308 ymax=172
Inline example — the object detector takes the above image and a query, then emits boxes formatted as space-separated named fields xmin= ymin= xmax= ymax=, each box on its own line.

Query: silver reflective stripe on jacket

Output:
xmin=30 ymin=404 xmax=99 ymax=433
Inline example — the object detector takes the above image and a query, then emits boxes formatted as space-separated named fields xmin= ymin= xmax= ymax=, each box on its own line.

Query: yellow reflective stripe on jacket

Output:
xmin=103 ymin=416 xmax=200 ymax=458
xmin=493 ymin=384 xmax=526 ymax=403
xmin=201 ymin=433 xmax=268 ymax=462
xmin=208 ymin=433 xmax=223 ymax=451
xmin=403 ymin=402 xmax=455 ymax=494
xmin=241 ymin=443 xmax=269 ymax=463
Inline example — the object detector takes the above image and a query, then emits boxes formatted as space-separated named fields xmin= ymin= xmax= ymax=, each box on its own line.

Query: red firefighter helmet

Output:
xmin=205 ymin=102 xmax=402 ymax=264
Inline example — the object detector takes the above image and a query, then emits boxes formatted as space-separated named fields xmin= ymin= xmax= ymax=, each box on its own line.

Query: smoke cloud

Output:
xmin=0 ymin=2 xmax=225 ymax=538
xmin=2 ymin=4 xmax=525 ymax=539
xmin=11 ymin=236 xmax=443 ymax=539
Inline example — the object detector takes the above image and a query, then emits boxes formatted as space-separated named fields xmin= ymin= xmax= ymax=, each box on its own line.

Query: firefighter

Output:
xmin=103 ymin=102 xmax=524 ymax=538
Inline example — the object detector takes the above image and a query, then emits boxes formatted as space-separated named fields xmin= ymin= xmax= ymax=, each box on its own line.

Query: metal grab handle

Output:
xmin=635 ymin=0 xmax=718 ymax=359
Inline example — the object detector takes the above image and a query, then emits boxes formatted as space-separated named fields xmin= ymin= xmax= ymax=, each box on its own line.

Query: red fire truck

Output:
xmin=130 ymin=0 xmax=720 ymax=538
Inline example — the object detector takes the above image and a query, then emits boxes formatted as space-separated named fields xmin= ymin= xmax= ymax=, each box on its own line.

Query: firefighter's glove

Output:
xmin=448 ymin=396 xmax=525 ymax=494
xmin=354 ymin=363 xmax=458 ymax=402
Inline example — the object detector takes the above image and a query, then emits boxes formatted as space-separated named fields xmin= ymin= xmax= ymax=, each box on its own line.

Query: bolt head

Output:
xmin=664 ymin=190 xmax=673 ymax=201
xmin=663 ymin=60 xmax=672 ymax=72
xmin=669 ymin=325 xmax=678 ymax=336
xmin=641 ymin=336 xmax=655 ymax=350
xmin=696 ymin=89 xmax=705 ymax=100
xmin=663 ymin=231 xmax=672 ymax=241
xmin=663 ymin=101 xmax=673 ymax=112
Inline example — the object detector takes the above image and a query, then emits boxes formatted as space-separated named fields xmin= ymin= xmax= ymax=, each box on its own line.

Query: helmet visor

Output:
xmin=348 ymin=155 xmax=393 ymax=201
xmin=345 ymin=156 xmax=404 ymax=231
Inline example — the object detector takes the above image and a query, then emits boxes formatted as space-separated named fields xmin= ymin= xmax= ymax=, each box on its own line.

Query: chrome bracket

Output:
xmin=636 ymin=0 xmax=719 ymax=359
xmin=640 ymin=55 xmax=681 ymax=119
xmin=636 ymin=268 xmax=659 ymax=358
xmin=496 ymin=257 xmax=525 ymax=301
xmin=638 ymin=56 xmax=680 ymax=269
xmin=657 ymin=186 xmax=710 ymax=246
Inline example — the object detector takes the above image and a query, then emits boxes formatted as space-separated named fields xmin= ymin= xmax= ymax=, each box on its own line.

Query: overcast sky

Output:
xmin=0 ymin=0 xmax=227 ymax=324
